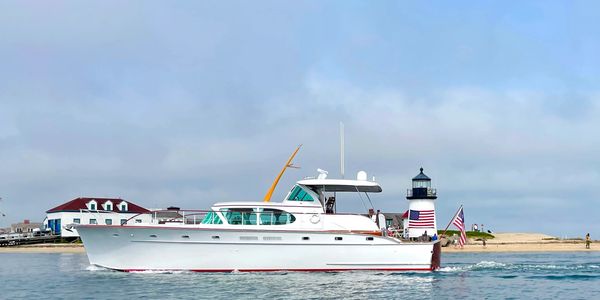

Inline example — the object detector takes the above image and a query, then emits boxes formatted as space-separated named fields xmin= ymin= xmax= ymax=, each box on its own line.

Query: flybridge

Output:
xmin=297 ymin=178 xmax=382 ymax=193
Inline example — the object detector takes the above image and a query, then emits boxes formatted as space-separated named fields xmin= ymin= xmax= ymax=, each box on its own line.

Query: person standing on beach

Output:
xmin=586 ymin=233 xmax=591 ymax=249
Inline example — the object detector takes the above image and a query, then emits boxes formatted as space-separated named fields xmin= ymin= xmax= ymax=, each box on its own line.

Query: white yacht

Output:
xmin=78 ymin=171 xmax=441 ymax=272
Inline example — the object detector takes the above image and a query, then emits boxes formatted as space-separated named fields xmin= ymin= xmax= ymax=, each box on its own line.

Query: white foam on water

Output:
xmin=86 ymin=265 xmax=109 ymax=272
xmin=474 ymin=261 xmax=507 ymax=268
xmin=439 ymin=266 xmax=467 ymax=273
xmin=441 ymin=261 xmax=509 ymax=273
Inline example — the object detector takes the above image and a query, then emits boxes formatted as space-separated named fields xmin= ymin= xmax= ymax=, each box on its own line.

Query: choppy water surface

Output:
xmin=1 ymin=252 xmax=599 ymax=299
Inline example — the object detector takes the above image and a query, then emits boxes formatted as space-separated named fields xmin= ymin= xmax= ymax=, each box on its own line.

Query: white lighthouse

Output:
xmin=406 ymin=168 xmax=437 ymax=239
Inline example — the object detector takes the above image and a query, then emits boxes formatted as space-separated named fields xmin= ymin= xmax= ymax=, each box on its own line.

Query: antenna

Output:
xmin=340 ymin=122 xmax=345 ymax=178
xmin=0 ymin=197 xmax=5 ymax=217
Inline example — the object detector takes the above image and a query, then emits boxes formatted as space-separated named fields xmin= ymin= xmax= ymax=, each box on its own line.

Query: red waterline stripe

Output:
xmin=122 ymin=267 xmax=435 ymax=273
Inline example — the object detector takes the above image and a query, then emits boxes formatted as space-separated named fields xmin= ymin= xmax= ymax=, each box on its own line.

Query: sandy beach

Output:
xmin=443 ymin=233 xmax=598 ymax=253
xmin=0 ymin=243 xmax=85 ymax=253
xmin=0 ymin=233 xmax=596 ymax=254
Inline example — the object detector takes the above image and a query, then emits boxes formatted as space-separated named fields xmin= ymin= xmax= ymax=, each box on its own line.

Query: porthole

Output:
xmin=302 ymin=237 xmax=310 ymax=241
xmin=112 ymin=233 xmax=119 ymax=237
xmin=212 ymin=236 xmax=220 ymax=239
xmin=366 ymin=237 xmax=374 ymax=241
xmin=335 ymin=237 xmax=343 ymax=241
xmin=182 ymin=235 xmax=190 ymax=239
xmin=149 ymin=234 xmax=157 ymax=238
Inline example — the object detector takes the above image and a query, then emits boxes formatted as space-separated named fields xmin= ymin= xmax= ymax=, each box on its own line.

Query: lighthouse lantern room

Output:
xmin=406 ymin=168 xmax=438 ymax=239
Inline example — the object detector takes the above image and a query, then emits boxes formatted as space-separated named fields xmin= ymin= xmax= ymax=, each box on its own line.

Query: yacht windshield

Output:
xmin=200 ymin=211 xmax=223 ymax=224
xmin=287 ymin=185 xmax=315 ymax=201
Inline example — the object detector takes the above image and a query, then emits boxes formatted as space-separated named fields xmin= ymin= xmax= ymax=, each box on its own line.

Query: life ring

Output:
xmin=310 ymin=214 xmax=320 ymax=224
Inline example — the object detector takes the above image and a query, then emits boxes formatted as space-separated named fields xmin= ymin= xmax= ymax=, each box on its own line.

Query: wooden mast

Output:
xmin=263 ymin=145 xmax=302 ymax=202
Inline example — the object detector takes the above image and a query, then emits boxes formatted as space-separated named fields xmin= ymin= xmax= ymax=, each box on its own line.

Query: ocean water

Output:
xmin=1 ymin=252 xmax=599 ymax=299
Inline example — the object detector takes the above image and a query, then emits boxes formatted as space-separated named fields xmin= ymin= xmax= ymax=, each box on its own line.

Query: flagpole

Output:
xmin=442 ymin=204 xmax=463 ymax=236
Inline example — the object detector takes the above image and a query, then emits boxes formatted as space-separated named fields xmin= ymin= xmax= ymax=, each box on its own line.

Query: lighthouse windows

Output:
xmin=413 ymin=180 xmax=431 ymax=188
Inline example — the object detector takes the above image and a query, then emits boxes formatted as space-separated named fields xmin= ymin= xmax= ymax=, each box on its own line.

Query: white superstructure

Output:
xmin=78 ymin=172 xmax=441 ymax=272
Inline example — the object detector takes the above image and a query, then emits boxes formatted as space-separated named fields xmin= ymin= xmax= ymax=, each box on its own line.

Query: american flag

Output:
xmin=452 ymin=206 xmax=466 ymax=247
xmin=408 ymin=210 xmax=436 ymax=228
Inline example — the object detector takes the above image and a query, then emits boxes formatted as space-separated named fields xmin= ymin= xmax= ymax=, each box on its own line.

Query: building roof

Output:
xmin=412 ymin=168 xmax=431 ymax=181
xmin=46 ymin=197 xmax=150 ymax=214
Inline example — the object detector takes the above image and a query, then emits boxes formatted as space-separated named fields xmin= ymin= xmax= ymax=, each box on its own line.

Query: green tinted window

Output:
xmin=259 ymin=209 xmax=296 ymax=225
xmin=220 ymin=209 xmax=296 ymax=225
xmin=287 ymin=186 xmax=314 ymax=201
xmin=260 ymin=212 xmax=273 ymax=225
xmin=220 ymin=209 xmax=257 ymax=225
xmin=201 ymin=211 xmax=223 ymax=224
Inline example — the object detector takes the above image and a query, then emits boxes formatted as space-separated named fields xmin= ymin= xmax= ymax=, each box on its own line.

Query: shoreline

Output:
xmin=0 ymin=244 xmax=86 ymax=253
xmin=442 ymin=242 xmax=598 ymax=253
xmin=0 ymin=233 xmax=596 ymax=254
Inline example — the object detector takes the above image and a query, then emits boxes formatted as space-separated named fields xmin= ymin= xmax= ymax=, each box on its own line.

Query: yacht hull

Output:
xmin=78 ymin=225 xmax=440 ymax=272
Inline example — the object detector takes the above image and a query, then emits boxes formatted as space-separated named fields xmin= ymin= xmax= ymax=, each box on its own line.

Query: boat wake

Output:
xmin=439 ymin=261 xmax=600 ymax=273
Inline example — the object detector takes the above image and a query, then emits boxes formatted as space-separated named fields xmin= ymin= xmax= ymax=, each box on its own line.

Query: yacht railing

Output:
xmin=140 ymin=209 xmax=297 ymax=226
xmin=151 ymin=209 xmax=209 ymax=225
xmin=80 ymin=208 xmax=384 ymax=228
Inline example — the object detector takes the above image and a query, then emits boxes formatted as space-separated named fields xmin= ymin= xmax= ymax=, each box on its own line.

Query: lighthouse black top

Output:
xmin=412 ymin=168 xmax=431 ymax=181
xmin=407 ymin=168 xmax=437 ymax=200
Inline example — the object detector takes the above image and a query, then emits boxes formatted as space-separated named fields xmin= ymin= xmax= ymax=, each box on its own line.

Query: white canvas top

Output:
xmin=297 ymin=179 xmax=382 ymax=193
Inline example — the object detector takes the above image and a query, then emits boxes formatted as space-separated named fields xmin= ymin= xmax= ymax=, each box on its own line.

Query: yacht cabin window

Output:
xmin=219 ymin=208 xmax=296 ymax=225
xmin=258 ymin=209 xmax=296 ymax=225
xmin=286 ymin=185 xmax=315 ymax=201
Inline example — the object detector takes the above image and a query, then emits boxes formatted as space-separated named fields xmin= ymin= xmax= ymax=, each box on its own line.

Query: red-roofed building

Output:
xmin=44 ymin=197 xmax=152 ymax=238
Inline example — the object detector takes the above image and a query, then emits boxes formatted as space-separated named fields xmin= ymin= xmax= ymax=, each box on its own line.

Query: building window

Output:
xmin=119 ymin=202 xmax=128 ymax=211
xmin=135 ymin=219 xmax=142 ymax=223
xmin=120 ymin=219 xmax=127 ymax=225
xmin=90 ymin=219 xmax=97 ymax=225
xmin=73 ymin=218 xmax=81 ymax=224
xmin=106 ymin=204 xmax=112 ymax=211
xmin=105 ymin=219 xmax=113 ymax=225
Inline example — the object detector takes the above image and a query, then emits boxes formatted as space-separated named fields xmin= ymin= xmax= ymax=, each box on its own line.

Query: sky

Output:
xmin=1 ymin=1 xmax=599 ymax=237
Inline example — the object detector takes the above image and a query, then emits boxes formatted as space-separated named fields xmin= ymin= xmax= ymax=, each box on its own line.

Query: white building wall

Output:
xmin=45 ymin=211 xmax=152 ymax=237
xmin=407 ymin=199 xmax=437 ymax=238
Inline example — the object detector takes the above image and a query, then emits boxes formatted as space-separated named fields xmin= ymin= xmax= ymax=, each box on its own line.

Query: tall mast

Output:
xmin=340 ymin=122 xmax=345 ymax=179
